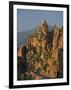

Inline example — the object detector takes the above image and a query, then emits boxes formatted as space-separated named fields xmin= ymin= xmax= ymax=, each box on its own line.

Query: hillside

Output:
xmin=17 ymin=20 xmax=63 ymax=80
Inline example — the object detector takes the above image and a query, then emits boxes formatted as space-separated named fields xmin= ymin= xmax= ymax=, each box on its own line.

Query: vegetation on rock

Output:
xmin=17 ymin=20 xmax=63 ymax=80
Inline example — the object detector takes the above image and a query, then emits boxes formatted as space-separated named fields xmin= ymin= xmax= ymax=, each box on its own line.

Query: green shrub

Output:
xmin=47 ymin=51 xmax=52 ymax=59
xmin=43 ymin=64 xmax=48 ymax=71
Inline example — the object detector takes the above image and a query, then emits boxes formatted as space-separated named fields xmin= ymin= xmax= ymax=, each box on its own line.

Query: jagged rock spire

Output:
xmin=40 ymin=19 xmax=48 ymax=27
xmin=38 ymin=19 xmax=48 ymax=34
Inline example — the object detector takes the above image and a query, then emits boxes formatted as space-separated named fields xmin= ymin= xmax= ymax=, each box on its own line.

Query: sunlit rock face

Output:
xmin=39 ymin=19 xmax=48 ymax=34
xmin=17 ymin=20 xmax=63 ymax=80
xmin=38 ymin=20 xmax=48 ymax=50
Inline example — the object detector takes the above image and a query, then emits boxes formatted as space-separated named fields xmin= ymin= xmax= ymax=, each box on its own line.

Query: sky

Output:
xmin=17 ymin=9 xmax=63 ymax=32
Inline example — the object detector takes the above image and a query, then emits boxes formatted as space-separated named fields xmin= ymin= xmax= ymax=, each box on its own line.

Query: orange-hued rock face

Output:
xmin=17 ymin=20 xmax=63 ymax=80
xmin=48 ymin=64 xmax=57 ymax=78
xmin=17 ymin=48 xmax=22 ymax=57
xmin=52 ymin=26 xmax=63 ymax=50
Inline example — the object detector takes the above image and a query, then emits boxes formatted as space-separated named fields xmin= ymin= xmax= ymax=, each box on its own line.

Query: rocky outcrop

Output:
xmin=17 ymin=20 xmax=63 ymax=80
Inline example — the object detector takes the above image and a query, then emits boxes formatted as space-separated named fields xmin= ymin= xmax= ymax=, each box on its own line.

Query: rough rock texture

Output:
xmin=17 ymin=20 xmax=63 ymax=80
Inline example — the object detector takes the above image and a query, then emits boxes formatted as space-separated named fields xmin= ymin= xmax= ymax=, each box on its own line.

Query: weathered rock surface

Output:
xmin=17 ymin=20 xmax=63 ymax=80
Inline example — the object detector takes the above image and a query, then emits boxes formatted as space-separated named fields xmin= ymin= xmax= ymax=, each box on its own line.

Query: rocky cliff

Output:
xmin=17 ymin=20 xmax=63 ymax=80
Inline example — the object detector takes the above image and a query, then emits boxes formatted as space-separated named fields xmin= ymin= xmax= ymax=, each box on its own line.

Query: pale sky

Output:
xmin=17 ymin=9 xmax=63 ymax=32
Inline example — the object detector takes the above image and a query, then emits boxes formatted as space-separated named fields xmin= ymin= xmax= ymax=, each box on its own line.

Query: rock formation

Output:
xmin=17 ymin=20 xmax=63 ymax=80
